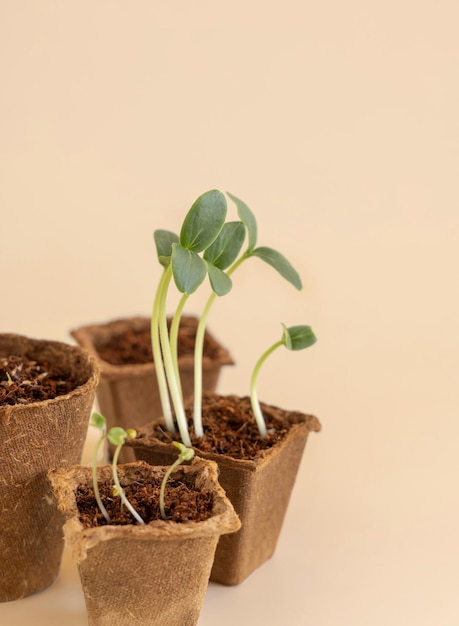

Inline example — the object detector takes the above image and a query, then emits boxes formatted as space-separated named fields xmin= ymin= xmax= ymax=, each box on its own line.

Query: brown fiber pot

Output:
xmin=0 ymin=334 xmax=100 ymax=602
xmin=48 ymin=459 xmax=240 ymax=626
xmin=129 ymin=395 xmax=321 ymax=585
xmin=71 ymin=316 xmax=233 ymax=461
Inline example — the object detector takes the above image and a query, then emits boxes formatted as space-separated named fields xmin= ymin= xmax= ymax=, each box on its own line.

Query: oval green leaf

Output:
xmin=206 ymin=262 xmax=233 ymax=296
xmin=283 ymin=325 xmax=317 ymax=351
xmin=107 ymin=426 xmax=128 ymax=446
xmin=250 ymin=246 xmax=302 ymax=290
xmin=227 ymin=192 xmax=257 ymax=252
xmin=180 ymin=190 xmax=227 ymax=252
xmin=90 ymin=412 xmax=106 ymax=431
xmin=203 ymin=221 xmax=246 ymax=269
xmin=171 ymin=244 xmax=207 ymax=294
xmin=154 ymin=230 xmax=179 ymax=267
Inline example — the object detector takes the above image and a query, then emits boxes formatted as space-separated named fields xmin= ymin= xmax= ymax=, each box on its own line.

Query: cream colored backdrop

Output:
xmin=1 ymin=2 xmax=458 ymax=625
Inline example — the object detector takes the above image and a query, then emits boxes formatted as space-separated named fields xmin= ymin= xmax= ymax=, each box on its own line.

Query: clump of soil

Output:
xmin=95 ymin=318 xmax=219 ymax=366
xmin=77 ymin=473 xmax=214 ymax=528
xmin=0 ymin=355 xmax=81 ymax=406
xmin=152 ymin=394 xmax=292 ymax=460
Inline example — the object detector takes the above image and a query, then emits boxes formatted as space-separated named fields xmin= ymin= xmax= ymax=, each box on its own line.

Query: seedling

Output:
xmin=151 ymin=190 xmax=305 ymax=444
xmin=107 ymin=426 xmax=145 ymax=525
xmin=159 ymin=442 xmax=195 ymax=520
xmin=89 ymin=412 xmax=111 ymax=523
xmin=250 ymin=325 xmax=317 ymax=437
xmin=89 ymin=412 xmax=144 ymax=525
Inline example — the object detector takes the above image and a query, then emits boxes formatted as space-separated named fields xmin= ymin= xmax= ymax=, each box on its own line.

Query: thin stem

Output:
xmin=159 ymin=456 xmax=183 ymax=520
xmin=193 ymin=292 xmax=216 ymax=437
xmin=159 ymin=267 xmax=192 ymax=447
xmin=151 ymin=270 xmax=175 ymax=433
xmin=112 ymin=444 xmax=145 ymax=525
xmin=249 ymin=339 xmax=284 ymax=438
xmin=92 ymin=433 xmax=110 ymax=523
xmin=192 ymin=251 xmax=250 ymax=435
xmin=169 ymin=292 xmax=189 ymax=401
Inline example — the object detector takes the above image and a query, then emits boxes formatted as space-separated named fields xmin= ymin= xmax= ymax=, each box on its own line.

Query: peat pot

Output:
xmin=128 ymin=394 xmax=321 ymax=585
xmin=48 ymin=459 xmax=240 ymax=626
xmin=71 ymin=316 xmax=233 ymax=461
xmin=0 ymin=333 xmax=99 ymax=601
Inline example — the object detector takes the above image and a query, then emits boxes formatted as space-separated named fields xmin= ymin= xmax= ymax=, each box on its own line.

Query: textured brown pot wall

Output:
xmin=130 ymin=399 xmax=321 ymax=585
xmin=71 ymin=316 xmax=233 ymax=462
xmin=0 ymin=334 xmax=100 ymax=602
xmin=49 ymin=460 xmax=240 ymax=626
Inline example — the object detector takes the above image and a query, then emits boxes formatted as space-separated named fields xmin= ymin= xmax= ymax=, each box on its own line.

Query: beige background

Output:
xmin=1 ymin=1 xmax=458 ymax=625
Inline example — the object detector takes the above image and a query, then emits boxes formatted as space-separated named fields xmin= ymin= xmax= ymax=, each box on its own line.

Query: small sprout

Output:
xmin=250 ymin=325 xmax=317 ymax=438
xmin=107 ymin=427 xmax=145 ymax=525
xmin=159 ymin=442 xmax=195 ymax=520
xmin=5 ymin=371 xmax=13 ymax=384
xmin=89 ymin=412 xmax=110 ymax=523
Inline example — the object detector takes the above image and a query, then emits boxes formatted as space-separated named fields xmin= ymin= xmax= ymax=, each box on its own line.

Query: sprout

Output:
xmin=89 ymin=412 xmax=111 ymax=523
xmin=107 ymin=427 xmax=145 ymax=525
xmin=159 ymin=442 xmax=195 ymax=520
xmin=250 ymin=325 xmax=317 ymax=437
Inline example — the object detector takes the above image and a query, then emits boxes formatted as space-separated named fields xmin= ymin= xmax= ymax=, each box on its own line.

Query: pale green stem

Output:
xmin=92 ymin=432 xmax=110 ymax=523
xmin=249 ymin=339 xmax=284 ymax=438
xmin=112 ymin=444 xmax=145 ymax=525
xmin=159 ymin=267 xmax=192 ymax=447
xmin=169 ymin=292 xmax=189 ymax=401
xmin=192 ymin=252 xmax=250 ymax=436
xmin=151 ymin=270 xmax=175 ymax=433
xmin=159 ymin=455 xmax=184 ymax=520
xmin=193 ymin=292 xmax=217 ymax=437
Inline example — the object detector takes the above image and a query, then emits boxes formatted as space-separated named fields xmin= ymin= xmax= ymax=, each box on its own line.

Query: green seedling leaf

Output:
xmin=204 ymin=221 xmax=246 ymax=269
xmin=107 ymin=427 xmax=128 ymax=447
xmin=154 ymin=230 xmax=180 ymax=267
xmin=180 ymin=190 xmax=227 ymax=252
xmin=172 ymin=441 xmax=195 ymax=462
xmin=90 ymin=412 xmax=107 ymax=432
xmin=171 ymin=244 xmax=207 ymax=294
xmin=282 ymin=324 xmax=317 ymax=351
xmin=227 ymin=192 xmax=258 ymax=252
xmin=206 ymin=262 xmax=233 ymax=296
xmin=251 ymin=246 xmax=302 ymax=290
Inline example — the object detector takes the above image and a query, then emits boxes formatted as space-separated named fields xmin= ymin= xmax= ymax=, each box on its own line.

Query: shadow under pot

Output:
xmin=0 ymin=333 xmax=100 ymax=602
xmin=128 ymin=393 xmax=321 ymax=586
xmin=48 ymin=459 xmax=240 ymax=626
xmin=71 ymin=316 xmax=234 ymax=462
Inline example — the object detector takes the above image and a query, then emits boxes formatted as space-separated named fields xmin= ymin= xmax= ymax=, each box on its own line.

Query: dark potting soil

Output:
xmin=0 ymin=355 xmax=81 ymax=406
xmin=152 ymin=394 xmax=292 ymax=460
xmin=95 ymin=318 xmax=219 ymax=366
xmin=77 ymin=474 xmax=214 ymax=528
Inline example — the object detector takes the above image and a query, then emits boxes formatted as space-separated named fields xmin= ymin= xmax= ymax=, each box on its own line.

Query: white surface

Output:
xmin=1 ymin=1 xmax=458 ymax=625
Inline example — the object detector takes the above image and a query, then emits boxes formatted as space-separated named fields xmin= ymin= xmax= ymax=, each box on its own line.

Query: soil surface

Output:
xmin=95 ymin=318 xmax=219 ymax=366
xmin=151 ymin=394 xmax=294 ymax=460
xmin=77 ymin=472 xmax=214 ymax=528
xmin=0 ymin=355 xmax=81 ymax=406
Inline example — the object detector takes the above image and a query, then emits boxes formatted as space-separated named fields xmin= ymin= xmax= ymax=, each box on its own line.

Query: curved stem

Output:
xmin=92 ymin=433 xmax=110 ymax=523
xmin=112 ymin=444 xmax=145 ymax=525
xmin=151 ymin=270 xmax=175 ymax=432
xmin=249 ymin=339 xmax=283 ymax=438
xmin=159 ymin=268 xmax=192 ymax=447
xmin=159 ymin=456 xmax=183 ymax=520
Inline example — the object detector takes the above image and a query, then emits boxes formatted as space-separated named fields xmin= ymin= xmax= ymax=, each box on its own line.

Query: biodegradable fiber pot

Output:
xmin=0 ymin=334 xmax=100 ymax=602
xmin=71 ymin=316 xmax=233 ymax=461
xmin=129 ymin=394 xmax=321 ymax=586
xmin=48 ymin=459 xmax=241 ymax=626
